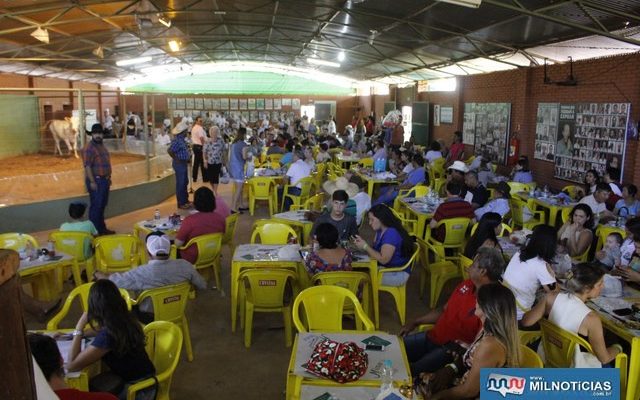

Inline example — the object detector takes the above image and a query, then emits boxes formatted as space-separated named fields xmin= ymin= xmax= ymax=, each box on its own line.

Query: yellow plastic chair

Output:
xmin=432 ymin=177 xmax=447 ymax=197
xmin=520 ymin=344 xmax=543 ymax=368
xmin=312 ymin=163 xmax=327 ymax=191
xmin=250 ymin=221 xmax=298 ymax=245
xmin=459 ymin=254 xmax=474 ymax=280
xmin=47 ymin=282 xmax=132 ymax=330
xmin=424 ymin=217 xmax=472 ymax=260
xmin=562 ymin=185 xmax=582 ymax=201
xmin=281 ymin=176 xmax=315 ymax=212
xmin=94 ymin=234 xmax=143 ymax=273
xmin=311 ymin=271 xmax=371 ymax=328
xmin=470 ymin=222 xmax=512 ymax=237
xmin=561 ymin=206 xmax=572 ymax=224
xmin=0 ymin=232 xmax=38 ymax=251
xmin=464 ymin=155 xmax=476 ymax=165
xmin=358 ymin=158 xmax=373 ymax=168
xmin=248 ymin=177 xmax=278 ymax=216
xmin=238 ymin=269 xmax=297 ymax=348
xmin=177 ymin=233 xmax=223 ymax=291
xmin=134 ymin=282 xmax=194 ymax=361
xmin=519 ymin=330 xmax=542 ymax=346
xmin=222 ymin=212 xmax=239 ymax=252
xmin=292 ymin=285 xmax=374 ymax=332
xmin=389 ymin=206 xmax=418 ymax=236
xmin=540 ymin=319 xmax=627 ymax=370
xmin=49 ymin=231 xmax=93 ymax=287
xmin=291 ymin=192 xmax=326 ymax=212
xmin=509 ymin=198 xmax=545 ymax=230
xmin=126 ymin=321 xmax=182 ymax=400
xmin=394 ymin=185 xmax=430 ymax=218
xmin=267 ymin=153 xmax=283 ymax=164
xmin=377 ymin=242 xmax=420 ymax=325
xmin=507 ymin=181 xmax=532 ymax=195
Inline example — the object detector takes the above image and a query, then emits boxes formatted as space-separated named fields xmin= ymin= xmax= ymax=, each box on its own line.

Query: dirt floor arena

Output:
xmin=0 ymin=152 xmax=145 ymax=178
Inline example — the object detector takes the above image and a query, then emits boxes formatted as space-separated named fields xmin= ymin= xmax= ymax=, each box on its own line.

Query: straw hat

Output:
xmin=448 ymin=160 xmax=469 ymax=173
xmin=323 ymin=177 xmax=358 ymax=198
xmin=171 ymin=121 xmax=189 ymax=135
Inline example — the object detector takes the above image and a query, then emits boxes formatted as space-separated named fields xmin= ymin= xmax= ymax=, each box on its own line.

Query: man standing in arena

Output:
xmin=83 ymin=123 xmax=114 ymax=235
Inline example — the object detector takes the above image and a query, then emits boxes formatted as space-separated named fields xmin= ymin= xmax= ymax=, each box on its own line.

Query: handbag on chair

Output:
xmin=305 ymin=338 xmax=368 ymax=383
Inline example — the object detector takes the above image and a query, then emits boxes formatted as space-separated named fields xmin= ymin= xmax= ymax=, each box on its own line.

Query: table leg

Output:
xmin=368 ymin=181 xmax=375 ymax=198
xmin=549 ymin=207 xmax=559 ymax=227
xmin=370 ymin=260 xmax=380 ymax=329
xmin=231 ymin=261 xmax=239 ymax=332
xmin=625 ymin=337 xmax=640 ymax=400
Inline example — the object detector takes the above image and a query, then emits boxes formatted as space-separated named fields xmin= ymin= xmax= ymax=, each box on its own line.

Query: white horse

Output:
xmin=45 ymin=117 xmax=79 ymax=158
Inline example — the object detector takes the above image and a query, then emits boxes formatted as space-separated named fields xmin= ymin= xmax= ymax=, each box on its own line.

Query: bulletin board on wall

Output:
xmin=167 ymin=97 xmax=302 ymax=123
xmin=534 ymin=103 xmax=558 ymax=162
xmin=462 ymin=103 xmax=511 ymax=165
xmin=547 ymin=102 xmax=631 ymax=183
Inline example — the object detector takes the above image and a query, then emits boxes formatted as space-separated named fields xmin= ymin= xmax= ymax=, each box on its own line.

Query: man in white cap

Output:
xmin=95 ymin=231 xmax=206 ymax=315
xmin=447 ymin=160 xmax=469 ymax=197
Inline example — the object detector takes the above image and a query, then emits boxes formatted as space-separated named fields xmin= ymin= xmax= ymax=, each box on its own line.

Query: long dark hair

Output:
xmin=569 ymin=203 xmax=594 ymax=230
xmin=233 ymin=127 xmax=247 ymax=143
xmin=369 ymin=204 xmax=414 ymax=257
xmin=464 ymin=212 xmax=501 ymax=258
xmin=584 ymin=169 xmax=600 ymax=194
xmin=88 ymin=280 xmax=145 ymax=356
xmin=520 ymin=224 xmax=557 ymax=263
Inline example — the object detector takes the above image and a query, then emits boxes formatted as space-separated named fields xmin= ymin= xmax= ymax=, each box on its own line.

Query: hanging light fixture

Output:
xmin=30 ymin=27 xmax=49 ymax=44
xmin=168 ymin=40 xmax=180 ymax=52
xmin=92 ymin=46 xmax=104 ymax=59
xmin=158 ymin=16 xmax=172 ymax=28
xmin=338 ymin=51 xmax=346 ymax=62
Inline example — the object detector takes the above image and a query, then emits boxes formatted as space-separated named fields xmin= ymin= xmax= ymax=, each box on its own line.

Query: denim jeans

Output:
xmin=403 ymin=332 xmax=452 ymax=376
xmin=278 ymin=186 xmax=302 ymax=211
xmin=173 ymin=160 xmax=189 ymax=206
xmin=86 ymin=176 xmax=110 ymax=233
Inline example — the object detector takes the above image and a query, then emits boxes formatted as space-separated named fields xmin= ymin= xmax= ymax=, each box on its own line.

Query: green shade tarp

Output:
xmin=127 ymin=71 xmax=356 ymax=95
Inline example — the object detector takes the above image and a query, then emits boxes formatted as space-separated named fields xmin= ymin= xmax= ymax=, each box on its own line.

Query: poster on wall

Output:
xmin=168 ymin=98 xmax=176 ymax=109
xmin=239 ymin=99 xmax=247 ymax=110
xmin=433 ymin=105 xmax=441 ymax=126
xmin=462 ymin=113 xmax=475 ymax=145
xmin=273 ymin=98 xmax=281 ymax=110
xmin=173 ymin=110 xmax=184 ymax=118
xmin=248 ymin=98 xmax=256 ymax=110
xmin=203 ymin=98 xmax=212 ymax=109
xmin=282 ymin=98 xmax=292 ymax=107
xmin=185 ymin=98 xmax=194 ymax=109
xmin=440 ymin=106 xmax=453 ymax=124
xmin=230 ymin=98 xmax=238 ymax=110
xmin=256 ymin=98 xmax=265 ymax=110
xmin=176 ymin=98 xmax=186 ymax=109
xmin=195 ymin=98 xmax=204 ymax=109
xmin=265 ymin=98 xmax=273 ymax=110
xmin=212 ymin=98 xmax=221 ymax=109
xmin=220 ymin=98 xmax=229 ymax=110
xmin=553 ymin=102 xmax=630 ymax=183
xmin=292 ymin=99 xmax=301 ymax=110
xmin=534 ymin=103 xmax=559 ymax=162
xmin=463 ymin=103 xmax=511 ymax=164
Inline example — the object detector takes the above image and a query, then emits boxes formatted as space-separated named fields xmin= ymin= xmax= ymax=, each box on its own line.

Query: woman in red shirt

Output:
xmin=446 ymin=131 xmax=465 ymax=165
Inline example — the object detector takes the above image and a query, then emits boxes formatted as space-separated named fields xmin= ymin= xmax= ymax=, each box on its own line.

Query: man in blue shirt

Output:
xmin=373 ymin=153 xmax=426 ymax=206
xmin=169 ymin=122 xmax=192 ymax=209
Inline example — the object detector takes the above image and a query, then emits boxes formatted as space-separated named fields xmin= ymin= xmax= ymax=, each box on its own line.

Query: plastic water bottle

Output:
xmin=154 ymin=208 xmax=161 ymax=221
xmin=529 ymin=187 xmax=535 ymax=198
xmin=379 ymin=359 xmax=394 ymax=393
xmin=543 ymin=185 xmax=549 ymax=198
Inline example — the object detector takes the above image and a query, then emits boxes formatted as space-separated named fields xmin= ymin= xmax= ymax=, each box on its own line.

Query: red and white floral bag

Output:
xmin=305 ymin=338 xmax=369 ymax=383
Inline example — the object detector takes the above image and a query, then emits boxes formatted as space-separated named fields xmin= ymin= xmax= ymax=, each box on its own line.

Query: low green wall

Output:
xmin=0 ymin=174 xmax=176 ymax=233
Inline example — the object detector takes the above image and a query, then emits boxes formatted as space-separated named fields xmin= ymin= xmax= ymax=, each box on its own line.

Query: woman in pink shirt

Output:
xmin=175 ymin=187 xmax=226 ymax=263
xmin=447 ymin=131 xmax=465 ymax=165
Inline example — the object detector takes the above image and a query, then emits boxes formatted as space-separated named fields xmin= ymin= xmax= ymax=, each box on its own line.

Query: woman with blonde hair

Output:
xmin=421 ymin=283 xmax=520 ymax=399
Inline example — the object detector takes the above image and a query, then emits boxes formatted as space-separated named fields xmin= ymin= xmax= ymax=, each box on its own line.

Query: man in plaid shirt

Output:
xmin=169 ymin=122 xmax=192 ymax=209
xmin=83 ymin=123 xmax=114 ymax=234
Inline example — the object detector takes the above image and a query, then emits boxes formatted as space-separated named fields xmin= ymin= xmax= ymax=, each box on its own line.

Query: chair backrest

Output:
xmin=540 ymin=318 xmax=593 ymax=367
xmin=249 ymin=177 xmax=275 ymax=198
xmin=94 ymin=234 xmax=141 ymax=272
xmin=292 ymin=286 xmax=374 ymax=332
xmin=0 ymin=232 xmax=38 ymax=251
xmin=519 ymin=344 xmax=543 ymax=368
xmin=298 ymin=176 xmax=315 ymax=197
xmin=49 ymin=231 xmax=94 ymax=262
xmin=507 ymin=181 xmax=531 ymax=194
xmin=509 ymin=198 xmax=527 ymax=226
xmin=459 ymin=255 xmax=474 ymax=280
xmin=222 ymin=213 xmax=239 ymax=245
xmin=595 ymin=226 xmax=625 ymax=253
xmin=184 ymin=233 xmax=223 ymax=268
xmin=303 ymin=193 xmax=326 ymax=212
xmin=47 ymin=282 xmax=132 ymax=330
xmin=470 ymin=222 xmax=512 ymax=237
xmin=239 ymin=269 xmax=297 ymax=308
xmin=431 ymin=158 xmax=446 ymax=178
xmin=311 ymin=271 xmax=370 ymax=296
xmin=358 ymin=158 xmax=373 ymax=168
xmin=251 ymin=222 xmax=297 ymax=245
xmin=561 ymin=206 xmax=572 ymax=224
xmin=433 ymin=177 xmax=447 ymax=196
xmin=143 ymin=321 xmax=183 ymax=397
xmin=267 ymin=153 xmax=283 ymax=163
xmin=562 ymin=185 xmax=580 ymax=200
xmin=135 ymin=282 xmax=191 ymax=324
xmin=434 ymin=217 xmax=471 ymax=246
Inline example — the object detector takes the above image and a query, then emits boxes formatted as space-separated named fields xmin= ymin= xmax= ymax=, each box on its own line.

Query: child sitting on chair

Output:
xmin=595 ymin=232 xmax=623 ymax=269
xmin=60 ymin=201 xmax=98 ymax=259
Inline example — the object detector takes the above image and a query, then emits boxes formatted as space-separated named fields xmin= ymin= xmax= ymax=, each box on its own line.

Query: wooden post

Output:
xmin=0 ymin=249 xmax=36 ymax=399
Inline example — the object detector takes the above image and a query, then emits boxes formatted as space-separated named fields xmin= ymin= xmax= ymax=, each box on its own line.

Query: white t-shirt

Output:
xmin=609 ymin=182 xmax=622 ymax=196
xmin=503 ymin=251 xmax=556 ymax=320
xmin=190 ymin=124 xmax=206 ymax=146
xmin=425 ymin=150 xmax=442 ymax=163
xmin=402 ymin=164 xmax=415 ymax=174
xmin=352 ymin=191 xmax=372 ymax=225
xmin=156 ymin=134 xmax=171 ymax=146
xmin=579 ymin=194 xmax=607 ymax=215
xmin=328 ymin=120 xmax=337 ymax=135
xmin=286 ymin=159 xmax=312 ymax=188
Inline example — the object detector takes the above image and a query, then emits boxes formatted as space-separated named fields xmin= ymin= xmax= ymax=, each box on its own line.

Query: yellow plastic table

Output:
xmin=356 ymin=171 xmax=398 ymax=198
xmin=285 ymin=331 xmax=412 ymax=400
xmin=272 ymin=210 xmax=314 ymax=246
xmin=18 ymin=252 xmax=75 ymax=301
xmin=335 ymin=153 xmax=361 ymax=169
xmin=133 ymin=217 xmax=179 ymax=242
xmin=515 ymin=192 xmax=575 ymax=227
xmin=400 ymin=197 xmax=440 ymax=239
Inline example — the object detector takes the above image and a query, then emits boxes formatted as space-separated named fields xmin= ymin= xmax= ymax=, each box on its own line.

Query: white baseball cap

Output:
xmin=448 ymin=160 xmax=469 ymax=173
xmin=146 ymin=234 xmax=171 ymax=256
